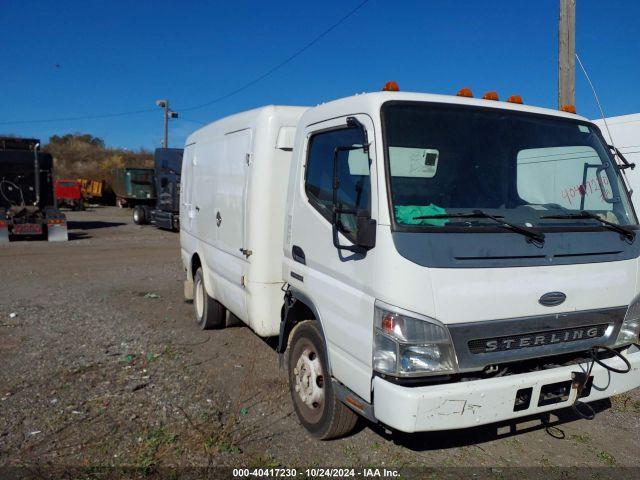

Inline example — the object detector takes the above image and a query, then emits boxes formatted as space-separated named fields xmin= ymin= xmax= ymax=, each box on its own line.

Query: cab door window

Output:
xmin=305 ymin=127 xmax=371 ymax=241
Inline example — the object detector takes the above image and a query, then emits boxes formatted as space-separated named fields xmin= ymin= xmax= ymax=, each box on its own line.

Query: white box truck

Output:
xmin=593 ymin=114 xmax=640 ymax=209
xmin=180 ymin=89 xmax=640 ymax=439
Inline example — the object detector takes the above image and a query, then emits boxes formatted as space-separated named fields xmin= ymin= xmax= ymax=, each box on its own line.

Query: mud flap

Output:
xmin=47 ymin=222 xmax=68 ymax=242
xmin=0 ymin=210 xmax=7 ymax=244
xmin=45 ymin=208 xmax=68 ymax=242
xmin=184 ymin=279 xmax=194 ymax=301
xmin=0 ymin=225 xmax=8 ymax=244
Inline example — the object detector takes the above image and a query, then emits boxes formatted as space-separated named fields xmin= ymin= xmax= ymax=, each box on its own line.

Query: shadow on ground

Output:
xmin=67 ymin=220 xmax=127 ymax=230
xmin=65 ymin=220 xmax=126 ymax=241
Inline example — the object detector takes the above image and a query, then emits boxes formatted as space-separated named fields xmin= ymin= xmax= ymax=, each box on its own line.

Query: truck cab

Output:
xmin=0 ymin=137 xmax=67 ymax=242
xmin=54 ymin=179 xmax=84 ymax=211
xmin=181 ymin=91 xmax=640 ymax=439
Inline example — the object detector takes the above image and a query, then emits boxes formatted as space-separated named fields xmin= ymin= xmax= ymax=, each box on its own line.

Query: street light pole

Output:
xmin=163 ymin=101 xmax=169 ymax=148
xmin=155 ymin=99 xmax=179 ymax=148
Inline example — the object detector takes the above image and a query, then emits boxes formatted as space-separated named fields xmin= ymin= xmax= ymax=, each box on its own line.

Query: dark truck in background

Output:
xmin=0 ymin=137 xmax=67 ymax=242
xmin=132 ymin=148 xmax=183 ymax=231
xmin=113 ymin=167 xmax=156 ymax=209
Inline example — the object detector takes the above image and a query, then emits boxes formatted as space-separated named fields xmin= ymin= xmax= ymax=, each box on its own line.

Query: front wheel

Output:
xmin=288 ymin=321 xmax=358 ymax=440
xmin=193 ymin=267 xmax=225 ymax=330
xmin=133 ymin=205 xmax=146 ymax=225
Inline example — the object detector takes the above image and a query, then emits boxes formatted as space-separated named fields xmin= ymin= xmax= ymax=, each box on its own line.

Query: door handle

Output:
xmin=292 ymin=245 xmax=306 ymax=265
xmin=216 ymin=211 xmax=222 ymax=226
xmin=195 ymin=206 xmax=200 ymax=212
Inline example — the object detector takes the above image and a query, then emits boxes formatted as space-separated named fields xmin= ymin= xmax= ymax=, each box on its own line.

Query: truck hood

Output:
xmin=429 ymin=259 xmax=638 ymax=324
xmin=385 ymin=229 xmax=640 ymax=324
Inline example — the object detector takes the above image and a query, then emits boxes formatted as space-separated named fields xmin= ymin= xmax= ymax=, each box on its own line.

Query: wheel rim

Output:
xmin=293 ymin=343 xmax=325 ymax=423
xmin=195 ymin=276 xmax=204 ymax=320
xmin=133 ymin=210 xmax=139 ymax=222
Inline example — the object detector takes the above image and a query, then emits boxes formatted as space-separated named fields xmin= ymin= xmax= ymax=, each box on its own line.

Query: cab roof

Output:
xmin=299 ymin=91 xmax=589 ymax=127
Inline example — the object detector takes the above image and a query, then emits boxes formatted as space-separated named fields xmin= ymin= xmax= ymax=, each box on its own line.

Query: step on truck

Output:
xmin=132 ymin=148 xmax=183 ymax=231
xmin=179 ymin=87 xmax=640 ymax=439
xmin=0 ymin=137 xmax=67 ymax=243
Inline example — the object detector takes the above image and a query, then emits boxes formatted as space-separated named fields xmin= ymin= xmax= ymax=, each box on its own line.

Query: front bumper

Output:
xmin=373 ymin=346 xmax=640 ymax=433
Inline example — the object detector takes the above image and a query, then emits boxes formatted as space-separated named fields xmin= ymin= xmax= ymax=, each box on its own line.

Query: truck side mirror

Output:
xmin=356 ymin=214 xmax=377 ymax=250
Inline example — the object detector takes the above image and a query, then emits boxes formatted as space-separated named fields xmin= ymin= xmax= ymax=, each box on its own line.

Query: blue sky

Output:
xmin=2 ymin=0 xmax=639 ymax=150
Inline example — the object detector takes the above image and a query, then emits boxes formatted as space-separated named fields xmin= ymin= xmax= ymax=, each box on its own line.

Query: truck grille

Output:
xmin=447 ymin=307 xmax=625 ymax=372
xmin=468 ymin=324 xmax=608 ymax=354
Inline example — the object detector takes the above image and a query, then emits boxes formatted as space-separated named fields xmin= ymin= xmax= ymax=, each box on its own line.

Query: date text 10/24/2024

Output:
xmin=233 ymin=468 xmax=400 ymax=478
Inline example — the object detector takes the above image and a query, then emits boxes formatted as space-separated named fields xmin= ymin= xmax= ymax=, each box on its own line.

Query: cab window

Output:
xmin=305 ymin=127 xmax=371 ymax=240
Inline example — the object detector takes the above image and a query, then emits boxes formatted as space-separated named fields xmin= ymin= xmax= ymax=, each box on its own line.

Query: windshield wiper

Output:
xmin=540 ymin=211 xmax=636 ymax=241
xmin=414 ymin=209 xmax=546 ymax=244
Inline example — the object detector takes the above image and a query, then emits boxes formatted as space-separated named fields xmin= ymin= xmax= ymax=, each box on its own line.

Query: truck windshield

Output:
xmin=382 ymin=102 xmax=637 ymax=230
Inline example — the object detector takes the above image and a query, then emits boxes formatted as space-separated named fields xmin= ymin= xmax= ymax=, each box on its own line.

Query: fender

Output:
xmin=277 ymin=286 xmax=323 ymax=354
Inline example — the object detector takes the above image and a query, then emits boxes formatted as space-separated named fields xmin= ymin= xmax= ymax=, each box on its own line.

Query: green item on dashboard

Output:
xmin=395 ymin=204 xmax=447 ymax=226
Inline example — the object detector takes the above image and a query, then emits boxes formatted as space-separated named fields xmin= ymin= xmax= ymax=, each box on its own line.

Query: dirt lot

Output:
xmin=1 ymin=207 xmax=639 ymax=475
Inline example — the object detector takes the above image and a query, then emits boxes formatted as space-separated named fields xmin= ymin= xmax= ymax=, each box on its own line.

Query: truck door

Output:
xmin=288 ymin=115 xmax=378 ymax=401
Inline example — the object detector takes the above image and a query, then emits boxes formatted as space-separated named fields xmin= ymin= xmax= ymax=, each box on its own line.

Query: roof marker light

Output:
xmin=482 ymin=91 xmax=499 ymax=101
xmin=507 ymin=95 xmax=523 ymax=104
xmin=382 ymin=81 xmax=399 ymax=92
xmin=456 ymin=88 xmax=474 ymax=98
xmin=561 ymin=104 xmax=577 ymax=114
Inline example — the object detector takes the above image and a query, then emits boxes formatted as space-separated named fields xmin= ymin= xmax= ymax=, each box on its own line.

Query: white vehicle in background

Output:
xmin=180 ymin=86 xmax=640 ymax=439
xmin=593 ymin=114 xmax=640 ymax=209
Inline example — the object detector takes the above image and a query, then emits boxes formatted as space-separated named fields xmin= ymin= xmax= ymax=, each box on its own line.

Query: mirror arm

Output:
xmin=610 ymin=145 xmax=636 ymax=170
xmin=346 ymin=116 xmax=369 ymax=153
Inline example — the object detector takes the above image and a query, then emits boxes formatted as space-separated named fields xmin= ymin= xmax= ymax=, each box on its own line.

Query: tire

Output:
xmin=143 ymin=206 xmax=153 ymax=223
xmin=193 ymin=267 xmax=225 ymax=330
xmin=288 ymin=321 xmax=358 ymax=440
xmin=133 ymin=205 xmax=146 ymax=225
xmin=225 ymin=310 xmax=242 ymax=328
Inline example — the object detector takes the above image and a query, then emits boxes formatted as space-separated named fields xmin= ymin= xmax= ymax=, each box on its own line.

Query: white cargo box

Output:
xmin=180 ymin=106 xmax=308 ymax=336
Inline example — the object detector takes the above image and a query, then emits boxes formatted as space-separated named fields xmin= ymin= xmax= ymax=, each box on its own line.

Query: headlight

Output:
xmin=373 ymin=302 xmax=457 ymax=376
xmin=616 ymin=294 xmax=640 ymax=346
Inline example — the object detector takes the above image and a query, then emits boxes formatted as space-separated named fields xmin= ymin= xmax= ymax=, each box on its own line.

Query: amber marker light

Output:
xmin=382 ymin=81 xmax=399 ymax=92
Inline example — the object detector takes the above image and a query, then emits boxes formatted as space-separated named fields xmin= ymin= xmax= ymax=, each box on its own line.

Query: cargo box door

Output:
xmin=181 ymin=144 xmax=196 ymax=232
xmin=216 ymin=129 xmax=252 ymax=259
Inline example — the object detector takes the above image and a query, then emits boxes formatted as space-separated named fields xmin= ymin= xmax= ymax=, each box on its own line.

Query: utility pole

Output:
xmin=155 ymin=99 xmax=179 ymax=148
xmin=558 ymin=0 xmax=576 ymax=108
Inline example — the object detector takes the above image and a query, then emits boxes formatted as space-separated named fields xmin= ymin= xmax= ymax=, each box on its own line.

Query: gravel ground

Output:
xmin=0 ymin=207 xmax=639 ymax=475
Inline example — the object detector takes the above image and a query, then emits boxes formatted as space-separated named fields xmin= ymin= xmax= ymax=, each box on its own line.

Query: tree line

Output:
xmin=43 ymin=134 xmax=153 ymax=187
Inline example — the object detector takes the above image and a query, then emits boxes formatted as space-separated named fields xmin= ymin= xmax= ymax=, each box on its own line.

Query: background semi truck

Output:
xmin=180 ymin=91 xmax=640 ymax=439
xmin=132 ymin=147 xmax=183 ymax=231
xmin=112 ymin=167 xmax=156 ymax=209
xmin=0 ymin=137 xmax=67 ymax=242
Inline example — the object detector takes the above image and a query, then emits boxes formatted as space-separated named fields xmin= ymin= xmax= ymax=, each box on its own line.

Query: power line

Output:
xmin=0 ymin=0 xmax=371 ymax=126
xmin=180 ymin=0 xmax=371 ymax=112
xmin=0 ymin=107 xmax=157 ymax=125
xmin=177 ymin=117 xmax=205 ymax=125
